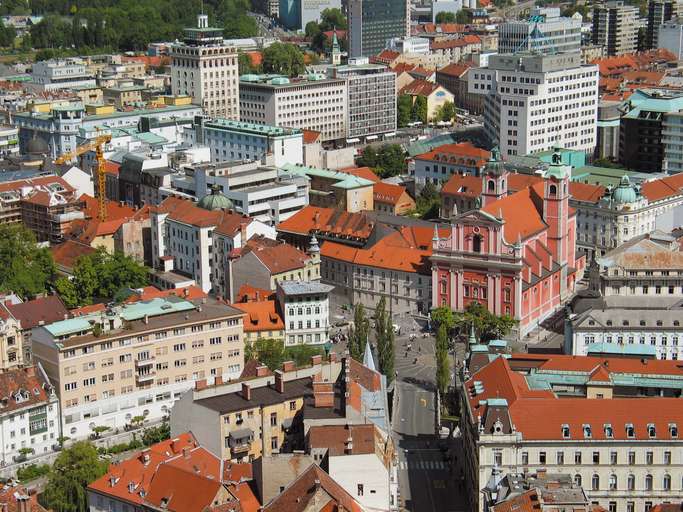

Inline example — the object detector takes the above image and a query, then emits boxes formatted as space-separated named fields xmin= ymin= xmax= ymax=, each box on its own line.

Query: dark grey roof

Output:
xmin=196 ymin=377 xmax=313 ymax=414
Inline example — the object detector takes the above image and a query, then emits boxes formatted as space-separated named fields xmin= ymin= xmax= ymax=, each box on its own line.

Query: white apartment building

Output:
xmin=386 ymin=37 xmax=430 ymax=54
xmin=151 ymin=195 xmax=276 ymax=293
xmin=195 ymin=117 xmax=303 ymax=167
xmin=187 ymin=160 xmax=310 ymax=225
xmin=658 ymin=20 xmax=683 ymax=60
xmin=30 ymin=58 xmax=96 ymax=92
xmin=498 ymin=7 xmax=582 ymax=55
xmin=0 ymin=125 xmax=19 ymax=156
xmin=171 ymin=15 xmax=239 ymax=120
xmin=468 ymin=52 xmax=598 ymax=157
xmin=592 ymin=1 xmax=639 ymax=56
xmin=277 ymin=281 xmax=333 ymax=346
xmin=31 ymin=296 xmax=245 ymax=440
xmin=239 ymin=74 xmax=348 ymax=143
xmin=0 ymin=365 xmax=60 ymax=466
xmin=461 ymin=352 xmax=683 ymax=512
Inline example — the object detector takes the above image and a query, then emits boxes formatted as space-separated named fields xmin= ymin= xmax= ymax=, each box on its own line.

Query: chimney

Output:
xmin=143 ymin=314 xmax=149 ymax=324
xmin=256 ymin=365 xmax=269 ymax=377
xmin=16 ymin=495 xmax=29 ymax=512
xmin=240 ymin=222 xmax=247 ymax=244
xmin=182 ymin=447 xmax=191 ymax=459
xmin=274 ymin=370 xmax=285 ymax=393
xmin=242 ymin=383 xmax=251 ymax=401
xmin=311 ymin=354 xmax=322 ymax=366
xmin=282 ymin=361 xmax=295 ymax=372
xmin=139 ymin=449 xmax=151 ymax=465
xmin=195 ymin=379 xmax=207 ymax=391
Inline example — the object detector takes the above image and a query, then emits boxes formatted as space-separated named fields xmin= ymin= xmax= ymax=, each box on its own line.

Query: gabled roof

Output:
xmin=431 ymin=35 xmax=481 ymax=50
xmin=50 ymin=239 xmax=97 ymax=272
xmin=302 ymin=129 xmax=321 ymax=145
xmin=238 ymin=237 xmax=311 ymax=274
xmin=400 ymin=78 xmax=440 ymax=97
xmin=338 ymin=166 xmax=380 ymax=183
xmin=373 ymin=182 xmax=408 ymax=205
xmin=415 ymin=142 xmax=490 ymax=167
xmin=0 ymin=366 xmax=53 ymax=415
xmin=0 ymin=483 xmax=48 ymax=512
xmin=80 ymin=194 xmax=136 ymax=222
xmin=481 ymin=182 xmax=547 ymax=242
xmin=262 ymin=464 xmax=362 ymax=512
xmin=277 ymin=206 xmax=375 ymax=240
xmin=234 ymin=284 xmax=275 ymax=303
xmin=437 ymin=62 xmax=471 ymax=78
xmin=640 ymin=172 xmax=683 ymax=202
xmin=6 ymin=295 xmax=68 ymax=330
xmin=144 ymin=461 xmax=222 ymax=512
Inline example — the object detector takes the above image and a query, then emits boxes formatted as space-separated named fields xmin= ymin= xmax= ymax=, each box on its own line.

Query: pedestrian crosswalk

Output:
xmin=398 ymin=458 xmax=448 ymax=471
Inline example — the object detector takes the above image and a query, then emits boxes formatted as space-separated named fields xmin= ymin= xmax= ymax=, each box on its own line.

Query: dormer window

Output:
xmin=604 ymin=424 xmax=613 ymax=438
xmin=648 ymin=424 xmax=656 ymax=438
xmin=626 ymin=424 xmax=635 ymax=438
xmin=583 ymin=424 xmax=592 ymax=438
xmin=562 ymin=424 xmax=570 ymax=439
xmin=669 ymin=424 xmax=678 ymax=438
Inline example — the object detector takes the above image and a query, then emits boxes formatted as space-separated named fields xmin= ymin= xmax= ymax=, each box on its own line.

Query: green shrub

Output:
xmin=17 ymin=463 xmax=50 ymax=482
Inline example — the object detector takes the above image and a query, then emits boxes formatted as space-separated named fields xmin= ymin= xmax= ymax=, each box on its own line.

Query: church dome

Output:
xmin=612 ymin=175 xmax=638 ymax=204
xmin=197 ymin=185 xmax=233 ymax=211
xmin=483 ymin=147 xmax=505 ymax=176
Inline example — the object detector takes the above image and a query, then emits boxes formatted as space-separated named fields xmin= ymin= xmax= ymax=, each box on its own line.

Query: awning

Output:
xmin=230 ymin=428 xmax=253 ymax=440
xmin=366 ymin=135 xmax=379 ymax=141
xmin=346 ymin=138 xmax=360 ymax=144
xmin=384 ymin=132 xmax=396 ymax=137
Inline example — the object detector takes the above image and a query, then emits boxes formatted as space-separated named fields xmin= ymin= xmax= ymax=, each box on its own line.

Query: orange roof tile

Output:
xmin=568 ymin=181 xmax=606 ymax=203
xmin=391 ymin=62 xmax=417 ymax=74
xmin=338 ymin=166 xmax=380 ymax=183
xmin=232 ymin=300 xmax=284 ymax=332
xmin=481 ymin=182 xmax=547 ymax=242
xmin=244 ymin=51 xmax=262 ymax=67
xmin=641 ymin=173 xmax=683 ymax=202
xmin=239 ymin=237 xmax=311 ymax=274
xmin=277 ymin=206 xmax=374 ymax=240
xmin=104 ymin=160 xmax=120 ymax=176
xmin=302 ymin=129 xmax=321 ymax=144
xmin=124 ymin=285 xmax=207 ymax=303
xmin=491 ymin=489 xmax=541 ymax=512
xmin=400 ymin=78 xmax=439 ymax=97
xmin=50 ymin=240 xmax=97 ymax=272
xmin=234 ymin=284 xmax=275 ymax=303
xmin=307 ymin=424 xmax=377 ymax=456
xmin=70 ymin=303 xmax=107 ymax=316
xmin=415 ymin=142 xmax=490 ymax=168
xmin=437 ymin=62 xmax=471 ymax=77
xmin=373 ymin=182 xmax=408 ymax=205
xmin=0 ymin=483 xmax=48 ymax=512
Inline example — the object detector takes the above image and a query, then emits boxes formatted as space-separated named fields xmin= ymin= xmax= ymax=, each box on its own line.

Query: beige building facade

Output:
xmin=31 ymin=296 xmax=244 ymax=440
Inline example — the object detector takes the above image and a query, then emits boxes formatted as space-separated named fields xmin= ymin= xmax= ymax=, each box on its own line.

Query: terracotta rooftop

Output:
xmin=373 ymin=182 xmax=408 ymax=205
xmin=238 ymin=237 xmax=311 ymax=274
xmin=50 ymin=239 xmax=97 ymax=272
xmin=234 ymin=284 xmax=275 ymax=303
xmin=481 ymin=182 xmax=547 ymax=242
xmin=307 ymin=424 xmax=377 ymax=456
xmin=262 ymin=464 xmax=362 ymax=512
xmin=400 ymin=79 xmax=440 ymax=97
xmin=437 ymin=62 xmax=471 ymax=77
xmin=6 ymin=295 xmax=68 ymax=330
xmin=431 ymin=35 xmax=481 ymax=50
xmin=154 ymin=196 xmax=250 ymax=232
xmin=491 ymin=489 xmax=542 ymax=512
xmin=232 ymin=300 xmax=284 ymax=332
xmin=277 ymin=206 xmax=375 ymax=241
xmin=302 ymin=129 xmax=321 ymax=145
xmin=0 ymin=366 xmax=53 ymax=415
xmin=415 ymin=141 xmax=490 ymax=167
xmin=413 ymin=22 xmax=466 ymax=34
xmin=338 ymin=166 xmax=380 ymax=183
xmin=0 ymin=483 xmax=48 ymax=512
xmin=640 ymin=172 xmax=683 ymax=202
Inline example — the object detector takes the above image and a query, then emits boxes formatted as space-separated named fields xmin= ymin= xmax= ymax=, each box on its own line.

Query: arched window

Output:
xmin=645 ymin=474 xmax=653 ymax=491
xmin=473 ymin=235 xmax=482 ymax=253
xmin=609 ymin=474 xmax=617 ymax=490
xmin=664 ymin=474 xmax=671 ymax=490
xmin=574 ymin=474 xmax=582 ymax=487
xmin=487 ymin=179 xmax=495 ymax=192
xmin=592 ymin=474 xmax=600 ymax=490
xmin=549 ymin=184 xmax=557 ymax=197
xmin=627 ymin=474 xmax=635 ymax=491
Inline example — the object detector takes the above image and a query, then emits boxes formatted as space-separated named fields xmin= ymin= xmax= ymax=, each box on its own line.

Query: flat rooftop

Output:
xmin=204 ymin=118 xmax=301 ymax=137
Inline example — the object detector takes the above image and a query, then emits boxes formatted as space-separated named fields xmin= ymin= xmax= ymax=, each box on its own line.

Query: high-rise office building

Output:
xmin=348 ymin=0 xmax=410 ymax=58
xmin=171 ymin=14 xmax=239 ymax=119
xmin=646 ymin=0 xmax=681 ymax=49
xmin=498 ymin=7 xmax=582 ymax=55
xmin=468 ymin=52 xmax=599 ymax=157
xmin=592 ymin=1 xmax=639 ymax=56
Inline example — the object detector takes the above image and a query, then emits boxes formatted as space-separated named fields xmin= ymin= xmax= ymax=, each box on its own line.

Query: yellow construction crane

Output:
xmin=55 ymin=133 xmax=112 ymax=221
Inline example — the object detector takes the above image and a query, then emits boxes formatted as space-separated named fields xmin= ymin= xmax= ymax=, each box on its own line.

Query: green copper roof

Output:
xmin=280 ymin=163 xmax=374 ymax=189
xmin=198 ymin=185 xmax=233 ymax=211
xmin=611 ymin=175 xmax=638 ymax=204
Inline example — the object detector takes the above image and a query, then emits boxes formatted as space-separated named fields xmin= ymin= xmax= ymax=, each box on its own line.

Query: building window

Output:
xmin=575 ymin=451 xmax=582 ymax=465
xmin=270 ymin=437 xmax=278 ymax=450
xmin=610 ymin=451 xmax=617 ymax=465
xmin=592 ymin=451 xmax=599 ymax=464
xmin=473 ymin=235 xmax=482 ymax=253
xmin=608 ymin=502 xmax=616 ymax=512
xmin=539 ymin=451 xmax=546 ymax=464
xmin=646 ymin=451 xmax=653 ymax=465
xmin=664 ymin=451 xmax=671 ymax=464
xmin=270 ymin=413 xmax=277 ymax=426
xmin=645 ymin=474 xmax=653 ymax=491
xmin=357 ymin=484 xmax=364 ymax=496
xmin=628 ymin=451 xmax=635 ymax=465
xmin=592 ymin=474 xmax=599 ymax=490
xmin=521 ymin=452 xmax=528 ymax=465
xmin=574 ymin=474 xmax=582 ymax=487
xmin=627 ymin=474 xmax=635 ymax=491
xmin=494 ymin=450 xmax=502 ymax=466
xmin=663 ymin=474 xmax=671 ymax=490
xmin=556 ymin=451 xmax=564 ymax=465
xmin=626 ymin=502 xmax=634 ymax=512
xmin=609 ymin=474 xmax=617 ymax=490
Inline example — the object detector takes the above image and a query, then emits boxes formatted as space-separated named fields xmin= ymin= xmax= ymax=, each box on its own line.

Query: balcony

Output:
xmin=135 ymin=371 xmax=155 ymax=383
xmin=228 ymin=428 xmax=253 ymax=456
xmin=135 ymin=358 xmax=155 ymax=368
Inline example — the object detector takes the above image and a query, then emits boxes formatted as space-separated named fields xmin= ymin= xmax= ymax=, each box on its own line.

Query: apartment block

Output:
xmin=30 ymin=58 xmax=96 ymax=92
xmin=468 ymin=52 xmax=598 ymax=157
xmin=0 ymin=365 xmax=60 ymax=468
xmin=277 ymin=281 xmax=333 ymax=346
xmin=31 ymin=296 xmax=245 ymax=440
xmin=239 ymin=74 xmax=348 ymax=143
xmin=170 ymin=15 xmax=239 ymax=119
xmin=348 ymin=0 xmax=410 ymax=58
xmin=646 ymin=0 xmax=681 ymax=49
xmin=592 ymin=1 xmax=639 ymax=56
xmin=498 ymin=7 xmax=581 ymax=55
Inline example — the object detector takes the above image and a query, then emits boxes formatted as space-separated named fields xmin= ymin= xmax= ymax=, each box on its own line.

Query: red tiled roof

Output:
xmin=373 ymin=182 xmax=408 ymax=205
xmin=437 ymin=62 xmax=471 ymax=77
xmin=232 ymin=300 xmax=284 ymax=332
xmin=400 ymin=78 xmax=440 ymax=97
xmin=491 ymin=489 xmax=541 ymax=512
xmin=239 ymin=237 xmax=311 ymax=274
xmin=415 ymin=142 xmax=490 ymax=168
xmin=0 ymin=483 xmax=48 ymax=512
xmin=302 ymin=129 xmax=321 ymax=145
xmin=431 ymin=35 xmax=481 ymax=50
xmin=640 ymin=172 xmax=683 ymax=202
xmin=6 ymin=295 xmax=68 ymax=330
xmin=338 ymin=166 xmax=380 ymax=183
xmin=569 ymin=181 xmax=606 ymax=203
xmin=481 ymin=182 xmax=547 ymax=242
xmin=391 ymin=62 xmax=417 ymax=74
xmin=277 ymin=206 xmax=375 ymax=240
xmin=234 ymin=284 xmax=275 ymax=303
xmin=413 ymin=23 xmax=466 ymax=34
xmin=50 ymin=240 xmax=97 ymax=272
xmin=70 ymin=303 xmax=106 ymax=316
xmin=154 ymin=196 xmax=247 ymax=230
xmin=121 ymin=55 xmax=171 ymax=68
xmin=80 ymin=194 xmax=136 ymax=221
xmin=0 ymin=366 xmax=52 ymax=415
xmin=467 ymin=355 xmax=683 ymax=441
xmin=371 ymin=49 xmax=400 ymax=65
xmin=262 ymin=464 xmax=362 ymax=512
xmin=104 ymin=160 xmax=120 ymax=176
xmin=124 ymin=285 xmax=207 ymax=303
xmin=307 ymin=424 xmax=377 ymax=456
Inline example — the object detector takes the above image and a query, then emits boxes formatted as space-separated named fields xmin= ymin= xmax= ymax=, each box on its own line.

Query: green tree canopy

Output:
xmin=0 ymin=20 xmax=16 ymax=46
xmin=435 ymin=323 xmax=450 ymax=396
xmin=456 ymin=9 xmax=473 ymax=23
xmin=413 ymin=181 xmax=441 ymax=219
xmin=305 ymin=20 xmax=321 ymax=38
xmin=55 ymin=249 xmax=148 ymax=308
xmin=245 ymin=338 xmax=326 ymax=371
xmin=0 ymin=224 xmax=55 ymax=300
xmin=348 ymin=303 xmax=369 ymax=362
xmin=430 ymin=306 xmax=457 ymax=331
xmin=451 ymin=302 xmax=516 ymax=343
xmin=356 ymin=144 xmax=407 ymax=178
xmin=374 ymin=297 xmax=394 ymax=384
xmin=262 ymin=42 xmax=305 ymax=77
xmin=435 ymin=11 xmax=456 ymax=23
xmin=39 ymin=441 xmax=109 ymax=512
xmin=319 ymin=8 xmax=346 ymax=31
xmin=238 ymin=51 xmax=260 ymax=74
xmin=435 ymin=101 xmax=456 ymax=123
xmin=397 ymin=95 xmax=412 ymax=128
xmin=412 ymin=96 xmax=428 ymax=124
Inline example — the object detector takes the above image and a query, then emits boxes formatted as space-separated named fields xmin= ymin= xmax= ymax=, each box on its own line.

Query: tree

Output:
xmin=436 ymin=101 xmax=456 ymax=123
xmin=348 ymin=303 xmax=369 ymax=362
xmin=412 ymin=96 xmax=428 ymax=124
xmin=305 ymin=20 xmax=321 ymax=39
xmin=90 ymin=425 xmax=110 ymax=439
xmin=0 ymin=224 xmax=55 ymax=300
xmin=435 ymin=324 xmax=450 ymax=396
xmin=380 ymin=313 xmax=395 ymax=385
xmin=456 ymin=9 xmax=473 ymax=24
xmin=435 ymin=11 xmax=457 ymax=23
xmin=262 ymin=42 xmax=305 ymax=77
xmin=397 ymin=95 xmax=413 ymax=128
xmin=319 ymin=8 xmax=347 ymax=30
xmin=414 ymin=181 xmax=441 ymax=219
xmin=356 ymin=144 xmax=407 ymax=178
xmin=430 ymin=306 xmax=456 ymax=332
xmin=0 ymin=20 xmax=16 ymax=47
xmin=246 ymin=338 xmax=286 ymax=370
xmin=453 ymin=302 xmax=516 ymax=343
xmin=142 ymin=422 xmax=170 ymax=446
xmin=39 ymin=441 xmax=109 ymax=512
xmin=56 ymin=249 xmax=148 ymax=308
xmin=238 ymin=52 xmax=260 ymax=75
